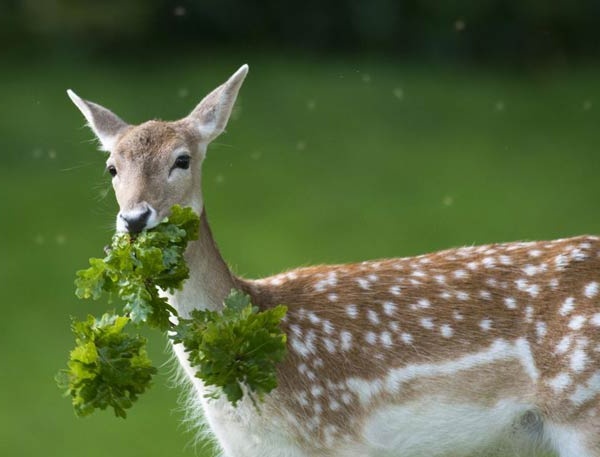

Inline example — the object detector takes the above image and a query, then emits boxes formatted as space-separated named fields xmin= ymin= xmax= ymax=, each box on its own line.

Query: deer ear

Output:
xmin=186 ymin=64 xmax=248 ymax=143
xmin=67 ymin=90 xmax=129 ymax=151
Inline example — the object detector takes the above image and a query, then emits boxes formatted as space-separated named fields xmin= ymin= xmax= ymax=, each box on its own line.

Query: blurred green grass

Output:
xmin=1 ymin=54 xmax=599 ymax=456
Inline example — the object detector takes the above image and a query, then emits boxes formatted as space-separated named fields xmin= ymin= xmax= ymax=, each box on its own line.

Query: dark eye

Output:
xmin=174 ymin=155 xmax=191 ymax=170
xmin=107 ymin=165 xmax=117 ymax=177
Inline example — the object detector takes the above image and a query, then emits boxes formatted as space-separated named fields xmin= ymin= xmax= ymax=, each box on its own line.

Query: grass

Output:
xmin=1 ymin=53 xmax=599 ymax=456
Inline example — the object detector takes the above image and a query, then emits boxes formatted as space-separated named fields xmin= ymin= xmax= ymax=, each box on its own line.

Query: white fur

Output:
xmin=363 ymin=399 xmax=536 ymax=456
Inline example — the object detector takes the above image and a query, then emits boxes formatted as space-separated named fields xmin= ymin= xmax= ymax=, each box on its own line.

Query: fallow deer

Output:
xmin=68 ymin=65 xmax=600 ymax=457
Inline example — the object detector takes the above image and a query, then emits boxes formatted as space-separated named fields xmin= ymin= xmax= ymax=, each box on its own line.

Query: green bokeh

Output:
xmin=1 ymin=54 xmax=599 ymax=456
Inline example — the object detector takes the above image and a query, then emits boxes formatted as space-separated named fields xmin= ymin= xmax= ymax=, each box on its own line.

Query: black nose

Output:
xmin=123 ymin=209 xmax=151 ymax=234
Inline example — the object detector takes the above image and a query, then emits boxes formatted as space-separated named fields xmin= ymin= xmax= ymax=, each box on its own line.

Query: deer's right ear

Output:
xmin=67 ymin=90 xmax=129 ymax=152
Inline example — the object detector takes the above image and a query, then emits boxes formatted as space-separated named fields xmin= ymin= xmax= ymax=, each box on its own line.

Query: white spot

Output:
xmin=453 ymin=311 xmax=464 ymax=321
xmin=560 ymin=297 xmax=576 ymax=316
xmin=434 ymin=274 xmax=446 ymax=285
xmin=528 ymin=250 xmax=542 ymax=258
xmin=456 ymin=291 xmax=469 ymax=301
xmin=479 ymin=290 xmax=492 ymax=300
xmin=591 ymin=313 xmax=600 ymax=326
xmin=368 ymin=274 xmax=379 ymax=282
xmin=298 ymin=391 xmax=309 ymax=406
xmin=486 ymin=278 xmax=498 ymax=287
xmin=548 ymin=372 xmax=572 ymax=392
xmin=420 ymin=317 xmax=434 ymax=330
xmin=549 ymin=278 xmax=559 ymax=289
xmin=340 ymin=331 xmax=353 ymax=351
xmin=556 ymin=336 xmax=572 ymax=354
xmin=504 ymin=297 xmax=517 ymax=310
xmin=291 ymin=336 xmax=316 ymax=358
xmin=454 ymin=269 xmax=467 ymax=279
xmin=290 ymin=324 xmax=302 ymax=337
xmin=499 ymin=255 xmax=512 ymax=265
xmin=524 ymin=306 xmax=534 ymax=323
xmin=440 ymin=324 xmax=454 ymax=338
xmin=555 ymin=254 xmax=569 ymax=270
xmin=389 ymin=285 xmax=401 ymax=296
xmin=389 ymin=321 xmax=399 ymax=332
xmin=571 ymin=248 xmax=588 ymax=261
xmin=314 ymin=271 xmax=338 ymax=291
xmin=285 ymin=271 xmax=298 ymax=280
xmin=479 ymin=319 xmax=492 ymax=331
xmin=327 ymin=293 xmax=338 ymax=302
xmin=439 ymin=291 xmax=452 ymax=300
xmin=380 ymin=331 xmax=393 ymax=347
xmin=346 ymin=304 xmax=358 ymax=319
xmin=569 ymin=315 xmax=586 ymax=330
xmin=527 ymin=284 xmax=540 ymax=297
xmin=523 ymin=265 xmax=538 ymax=276
xmin=383 ymin=301 xmax=397 ymax=316
xmin=535 ymin=321 xmax=547 ymax=342
xmin=269 ymin=276 xmax=284 ymax=286
xmin=341 ymin=392 xmax=353 ymax=405
xmin=401 ymin=332 xmax=413 ymax=344
xmin=417 ymin=298 xmax=431 ymax=309
xmin=367 ymin=309 xmax=380 ymax=324
xmin=482 ymin=257 xmax=496 ymax=268
xmin=467 ymin=261 xmax=478 ymax=270
xmin=365 ymin=331 xmax=377 ymax=344
xmin=585 ymin=282 xmax=599 ymax=298
xmin=329 ymin=399 xmax=341 ymax=411
xmin=412 ymin=270 xmax=426 ymax=278
xmin=357 ymin=278 xmax=371 ymax=290
xmin=308 ymin=312 xmax=321 ymax=324
xmin=311 ymin=385 xmax=323 ymax=397
xmin=516 ymin=279 xmax=540 ymax=297
xmin=322 ymin=320 xmax=334 ymax=334
xmin=313 ymin=402 xmax=323 ymax=415
xmin=570 ymin=348 xmax=588 ymax=372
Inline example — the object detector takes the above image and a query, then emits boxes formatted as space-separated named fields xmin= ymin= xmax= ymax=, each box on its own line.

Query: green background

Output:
xmin=2 ymin=2 xmax=600 ymax=456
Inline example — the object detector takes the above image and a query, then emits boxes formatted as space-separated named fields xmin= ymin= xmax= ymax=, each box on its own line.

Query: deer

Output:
xmin=67 ymin=64 xmax=600 ymax=457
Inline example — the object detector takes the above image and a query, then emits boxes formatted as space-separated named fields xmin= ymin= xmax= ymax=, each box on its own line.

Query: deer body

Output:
xmin=68 ymin=66 xmax=600 ymax=457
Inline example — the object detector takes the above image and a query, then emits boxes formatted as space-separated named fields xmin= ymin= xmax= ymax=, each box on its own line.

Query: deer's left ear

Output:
xmin=186 ymin=64 xmax=248 ymax=143
xmin=67 ymin=90 xmax=129 ymax=152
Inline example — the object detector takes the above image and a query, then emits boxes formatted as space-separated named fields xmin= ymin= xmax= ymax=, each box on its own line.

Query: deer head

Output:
xmin=67 ymin=65 xmax=248 ymax=233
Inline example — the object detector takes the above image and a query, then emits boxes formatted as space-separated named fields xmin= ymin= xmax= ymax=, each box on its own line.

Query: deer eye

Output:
xmin=174 ymin=154 xmax=191 ymax=170
xmin=107 ymin=165 xmax=117 ymax=177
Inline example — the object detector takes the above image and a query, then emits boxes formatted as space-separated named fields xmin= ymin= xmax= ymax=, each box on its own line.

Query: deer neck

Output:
xmin=170 ymin=209 xmax=236 ymax=317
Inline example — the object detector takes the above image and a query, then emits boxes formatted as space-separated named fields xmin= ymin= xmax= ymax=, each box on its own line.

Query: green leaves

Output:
xmin=74 ymin=205 xmax=199 ymax=331
xmin=171 ymin=290 xmax=288 ymax=407
xmin=56 ymin=314 xmax=156 ymax=418
xmin=59 ymin=205 xmax=288 ymax=418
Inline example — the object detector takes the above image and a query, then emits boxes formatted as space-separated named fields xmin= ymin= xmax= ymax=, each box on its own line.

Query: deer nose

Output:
xmin=120 ymin=208 xmax=151 ymax=234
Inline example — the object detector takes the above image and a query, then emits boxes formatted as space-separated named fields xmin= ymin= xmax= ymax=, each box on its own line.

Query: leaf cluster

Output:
xmin=74 ymin=205 xmax=199 ymax=330
xmin=56 ymin=314 xmax=156 ymax=418
xmin=171 ymin=290 xmax=287 ymax=406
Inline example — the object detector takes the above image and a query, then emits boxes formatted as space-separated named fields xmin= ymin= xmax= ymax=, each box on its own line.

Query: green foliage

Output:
xmin=60 ymin=205 xmax=287 ymax=417
xmin=171 ymin=290 xmax=288 ymax=407
xmin=74 ymin=205 xmax=200 ymax=331
xmin=56 ymin=313 xmax=156 ymax=418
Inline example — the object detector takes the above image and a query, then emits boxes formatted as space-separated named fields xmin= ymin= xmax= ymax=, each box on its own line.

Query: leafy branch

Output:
xmin=57 ymin=205 xmax=287 ymax=418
